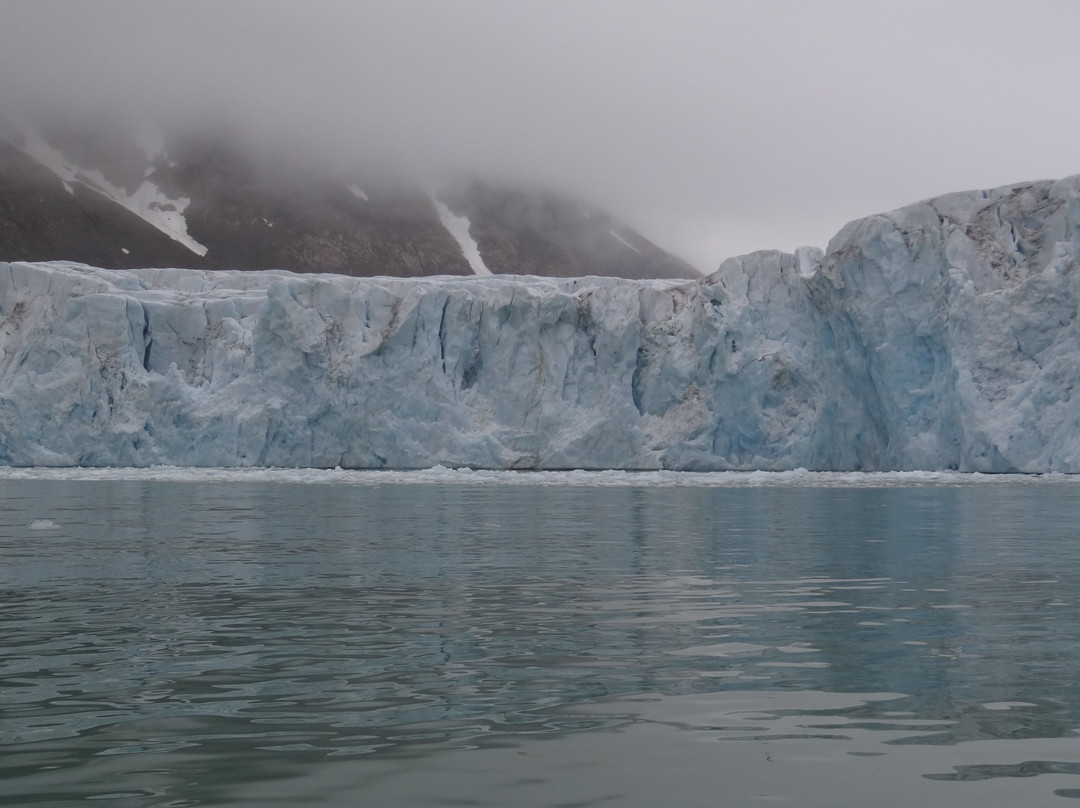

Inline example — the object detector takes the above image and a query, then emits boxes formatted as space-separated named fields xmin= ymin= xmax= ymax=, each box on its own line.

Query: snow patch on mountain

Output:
xmin=431 ymin=194 xmax=493 ymax=276
xmin=15 ymin=129 xmax=208 ymax=257
xmin=609 ymin=228 xmax=641 ymax=253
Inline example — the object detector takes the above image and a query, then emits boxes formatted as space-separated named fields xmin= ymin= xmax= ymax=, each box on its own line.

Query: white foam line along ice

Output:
xmin=0 ymin=467 xmax=1077 ymax=488
xmin=16 ymin=129 xmax=208 ymax=257
xmin=431 ymin=193 xmax=493 ymax=276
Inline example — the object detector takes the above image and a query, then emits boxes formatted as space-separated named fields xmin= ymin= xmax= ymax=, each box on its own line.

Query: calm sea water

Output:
xmin=3 ymin=472 xmax=1080 ymax=806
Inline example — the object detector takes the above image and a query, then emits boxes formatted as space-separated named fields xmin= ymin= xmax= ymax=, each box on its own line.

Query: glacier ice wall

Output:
xmin=2 ymin=176 xmax=1079 ymax=471
xmin=812 ymin=177 xmax=1080 ymax=472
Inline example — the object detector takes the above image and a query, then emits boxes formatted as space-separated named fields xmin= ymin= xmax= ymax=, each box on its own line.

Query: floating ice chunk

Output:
xmin=28 ymin=519 xmax=59 ymax=530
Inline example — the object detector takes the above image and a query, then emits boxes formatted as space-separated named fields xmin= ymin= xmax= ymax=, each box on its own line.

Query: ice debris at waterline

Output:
xmin=2 ymin=176 xmax=1080 ymax=472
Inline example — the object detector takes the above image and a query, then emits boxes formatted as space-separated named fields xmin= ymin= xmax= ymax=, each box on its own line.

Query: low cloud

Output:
xmin=3 ymin=0 xmax=1080 ymax=271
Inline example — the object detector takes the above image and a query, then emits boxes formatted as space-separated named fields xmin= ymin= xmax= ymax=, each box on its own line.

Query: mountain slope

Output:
xmin=0 ymin=123 xmax=700 ymax=280
xmin=439 ymin=180 xmax=698 ymax=280
xmin=0 ymin=137 xmax=212 ymax=269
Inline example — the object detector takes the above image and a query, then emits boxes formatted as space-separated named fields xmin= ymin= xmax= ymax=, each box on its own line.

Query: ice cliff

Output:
xmin=2 ymin=176 xmax=1080 ymax=471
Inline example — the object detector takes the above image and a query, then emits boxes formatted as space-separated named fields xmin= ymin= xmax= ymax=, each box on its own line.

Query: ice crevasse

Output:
xmin=2 ymin=175 xmax=1080 ymax=472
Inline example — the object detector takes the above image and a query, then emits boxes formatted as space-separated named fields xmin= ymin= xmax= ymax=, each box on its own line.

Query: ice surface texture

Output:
xmin=2 ymin=176 xmax=1079 ymax=471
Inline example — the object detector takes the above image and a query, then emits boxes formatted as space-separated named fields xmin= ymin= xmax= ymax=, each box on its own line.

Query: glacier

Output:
xmin=2 ymin=175 xmax=1079 ymax=472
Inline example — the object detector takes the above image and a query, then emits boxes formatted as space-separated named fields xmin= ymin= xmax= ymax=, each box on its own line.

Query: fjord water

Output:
xmin=3 ymin=474 xmax=1080 ymax=806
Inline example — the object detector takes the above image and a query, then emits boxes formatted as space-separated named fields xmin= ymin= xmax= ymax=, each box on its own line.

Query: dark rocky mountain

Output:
xmin=439 ymin=180 xmax=697 ymax=280
xmin=0 ymin=136 xmax=205 ymax=269
xmin=0 ymin=122 xmax=700 ymax=280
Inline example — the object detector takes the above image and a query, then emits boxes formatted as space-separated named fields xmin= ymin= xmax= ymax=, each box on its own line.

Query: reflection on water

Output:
xmin=2 ymin=479 xmax=1080 ymax=805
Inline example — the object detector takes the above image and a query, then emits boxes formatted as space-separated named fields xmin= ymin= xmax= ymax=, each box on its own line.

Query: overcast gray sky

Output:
xmin=2 ymin=0 xmax=1079 ymax=272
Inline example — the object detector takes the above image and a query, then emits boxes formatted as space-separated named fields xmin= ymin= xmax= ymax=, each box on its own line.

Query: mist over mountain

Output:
xmin=0 ymin=119 xmax=699 ymax=280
